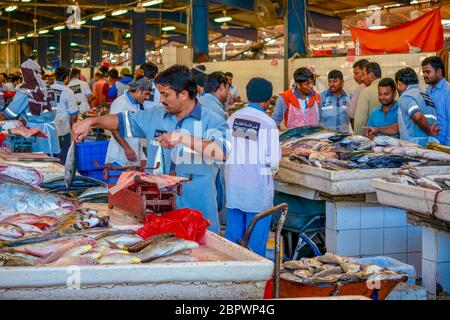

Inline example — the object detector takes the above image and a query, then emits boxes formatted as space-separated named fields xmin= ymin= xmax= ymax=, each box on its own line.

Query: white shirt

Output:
xmin=142 ymin=82 xmax=161 ymax=110
xmin=68 ymin=78 xmax=92 ymax=113
xmin=50 ymin=81 xmax=79 ymax=136
xmin=105 ymin=92 xmax=146 ymax=167
xmin=225 ymin=105 xmax=281 ymax=213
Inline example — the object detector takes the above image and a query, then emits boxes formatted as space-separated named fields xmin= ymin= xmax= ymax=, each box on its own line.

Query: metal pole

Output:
xmin=283 ymin=0 xmax=289 ymax=90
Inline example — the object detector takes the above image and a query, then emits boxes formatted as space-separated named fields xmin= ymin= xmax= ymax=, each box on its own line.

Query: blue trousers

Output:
xmin=225 ymin=208 xmax=272 ymax=257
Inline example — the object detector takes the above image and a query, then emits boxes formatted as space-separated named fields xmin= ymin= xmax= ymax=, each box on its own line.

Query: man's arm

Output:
xmin=72 ymin=114 xmax=119 ymax=141
xmin=111 ymin=130 xmax=137 ymax=162
xmin=272 ymin=96 xmax=286 ymax=130
xmin=412 ymin=112 xmax=438 ymax=136
xmin=364 ymin=123 xmax=399 ymax=138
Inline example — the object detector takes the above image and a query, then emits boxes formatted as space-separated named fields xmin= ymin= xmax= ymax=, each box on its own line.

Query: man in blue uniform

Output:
xmin=72 ymin=65 xmax=229 ymax=233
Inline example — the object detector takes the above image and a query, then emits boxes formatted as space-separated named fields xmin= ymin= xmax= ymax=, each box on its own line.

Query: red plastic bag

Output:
xmin=136 ymin=208 xmax=211 ymax=243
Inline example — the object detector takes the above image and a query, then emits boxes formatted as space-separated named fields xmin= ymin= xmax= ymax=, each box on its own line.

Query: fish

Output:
xmin=13 ymin=236 xmax=93 ymax=257
xmin=0 ymin=223 xmax=25 ymax=238
xmin=40 ymin=241 xmax=94 ymax=264
xmin=384 ymin=175 xmax=418 ymax=186
xmin=48 ymin=256 xmax=98 ymax=266
xmin=433 ymin=178 xmax=450 ymax=189
xmin=374 ymin=136 xmax=419 ymax=147
xmin=340 ymin=262 xmax=361 ymax=274
xmin=340 ymin=135 xmax=370 ymax=145
xmin=101 ymin=234 xmax=143 ymax=246
xmin=78 ymin=186 xmax=109 ymax=203
xmin=134 ymin=237 xmax=199 ymax=263
xmin=41 ymin=175 xmax=106 ymax=191
xmin=0 ymin=174 xmax=80 ymax=217
xmin=127 ymin=233 xmax=176 ymax=253
xmin=0 ymin=213 xmax=41 ymax=225
xmin=0 ymin=232 xmax=63 ymax=248
xmin=317 ymin=253 xmax=343 ymax=265
xmin=64 ymin=141 xmax=77 ymax=190
xmin=0 ymin=252 xmax=40 ymax=266
xmin=312 ymin=266 xmax=344 ymax=278
xmin=416 ymin=177 xmax=442 ymax=190
xmin=383 ymin=146 xmax=450 ymax=162
xmin=8 ymin=222 xmax=44 ymax=234
xmin=426 ymin=142 xmax=450 ymax=154
xmin=327 ymin=134 xmax=352 ymax=143
xmin=151 ymin=253 xmax=199 ymax=263
xmin=0 ymin=165 xmax=43 ymax=187
xmin=283 ymin=260 xmax=308 ymax=270
xmin=99 ymin=253 xmax=141 ymax=265
xmin=288 ymin=154 xmax=312 ymax=166
xmin=95 ymin=229 xmax=137 ymax=241
xmin=95 ymin=240 xmax=126 ymax=250
xmin=293 ymin=269 xmax=314 ymax=278
xmin=279 ymin=126 xmax=323 ymax=142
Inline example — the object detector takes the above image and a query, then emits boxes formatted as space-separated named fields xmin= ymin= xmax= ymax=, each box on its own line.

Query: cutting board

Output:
xmin=0 ymin=151 xmax=60 ymax=162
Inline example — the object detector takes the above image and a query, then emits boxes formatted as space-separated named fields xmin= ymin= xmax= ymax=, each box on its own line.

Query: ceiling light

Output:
xmin=111 ymin=9 xmax=128 ymax=16
xmin=442 ymin=19 xmax=450 ymax=26
xmin=10 ymin=38 xmax=17 ymax=42
xmin=162 ymin=26 xmax=176 ymax=31
xmin=5 ymin=6 xmax=18 ymax=12
xmin=214 ymin=16 xmax=232 ymax=23
xmin=49 ymin=46 xmax=56 ymax=50
xmin=17 ymin=36 xmax=25 ymax=40
xmin=39 ymin=29 xmax=49 ymax=34
xmin=77 ymin=20 xmax=87 ymax=25
xmin=183 ymin=45 xmax=188 ymax=49
xmin=321 ymin=33 xmax=340 ymax=37
xmin=53 ymin=25 xmax=65 ymax=31
xmin=92 ymin=14 xmax=106 ymax=21
xmin=1 ymin=41 xmax=7 ymax=44
xmin=143 ymin=0 xmax=163 ymax=7
xmin=369 ymin=25 xmax=387 ymax=30
xmin=125 ymin=33 xmax=131 ymax=38
xmin=22 ymin=0 xmax=32 ymax=2
xmin=27 ymin=33 xmax=34 ymax=38
xmin=356 ymin=8 xmax=367 ymax=13
xmin=74 ymin=59 xmax=87 ymax=64
xmin=384 ymin=4 xmax=402 ymax=9
xmin=264 ymin=37 xmax=277 ymax=44
xmin=70 ymin=42 xmax=78 ymax=47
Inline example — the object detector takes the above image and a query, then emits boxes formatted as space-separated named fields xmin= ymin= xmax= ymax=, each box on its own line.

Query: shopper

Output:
xmin=68 ymin=68 xmax=93 ymax=114
xmin=354 ymin=62 xmax=382 ymax=135
xmin=91 ymin=72 xmax=106 ymax=109
xmin=103 ymin=68 xmax=119 ymax=104
xmin=105 ymin=78 xmax=148 ymax=167
xmin=319 ymin=70 xmax=352 ymax=133
xmin=273 ymin=67 xmax=321 ymax=130
xmin=422 ymin=56 xmax=450 ymax=146
xmin=349 ymin=59 xmax=369 ymax=129
xmin=51 ymin=66 xmax=79 ymax=164
xmin=72 ymin=64 xmax=229 ymax=234
xmin=364 ymin=78 xmax=400 ymax=139
xmin=141 ymin=62 xmax=161 ymax=110
xmin=115 ymin=68 xmax=133 ymax=97
xmin=225 ymin=77 xmax=280 ymax=257
xmin=198 ymin=71 xmax=229 ymax=119
xmin=225 ymin=72 xmax=241 ymax=107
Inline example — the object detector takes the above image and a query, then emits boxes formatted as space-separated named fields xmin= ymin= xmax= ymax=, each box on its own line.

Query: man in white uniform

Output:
xmin=68 ymin=68 xmax=92 ymax=114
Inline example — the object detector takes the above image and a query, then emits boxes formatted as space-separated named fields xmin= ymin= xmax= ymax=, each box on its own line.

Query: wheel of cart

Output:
xmin=238 ymin=203 xmax=289 ymax=299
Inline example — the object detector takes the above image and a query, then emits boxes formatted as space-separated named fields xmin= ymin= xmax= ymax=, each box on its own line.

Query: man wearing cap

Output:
xmin=115 ymin=68 xmax=133 ymax=97
xmin=68 ymin=68 xmax=93 ymax=114
xmin=72 ymin=65 xmax=229 ymax=234
xmin=225 ymin=77 xmax=280 ymax=256
xmin=105 ymin=78 xmax=149 ymax=167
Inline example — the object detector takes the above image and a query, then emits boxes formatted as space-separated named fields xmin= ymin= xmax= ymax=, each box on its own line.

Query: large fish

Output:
xmin=99 ymin=253 xmax=141 ymax=265
xmin=77 ymin=186 xmax=109 ymax=203
xmin=13 ymin=236 xmax=93 ymax=257
xmin=0 ymin=223 xmax=25 ymax=238
xmin=383 ymin=146 xmax=450 ymax=162
xmin=135 ymin=237 xmax=199 ymax=263
xmin=0 ymin=252 xmax=40 ymax=267
xmin=64 ymin=141 xmax=77 ymax=190
xmin=101 ymin=234 xmax=143 ymax=246
xmin=0 ymin=164 xmax=43 ymax=187
xmin=0 ymin=174 xmax=80 ymax=217
xmin=41 ymin=175 xmax=106 ymax=191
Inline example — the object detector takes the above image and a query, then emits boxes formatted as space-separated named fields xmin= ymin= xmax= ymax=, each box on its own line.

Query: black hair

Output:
xmin=94 ymin=72 xmax=103 ymax=78
xmin=204 ymin=72 xmax=228 ymax=93
xmin=328 ymin=70 xmax=344 ymax=80
xmin=99 ymin=66 xmax=109 ymax=75
xmin=1 ymin=73 xmax=7 ymax=78
xmin=70 ymin=68 xmax=81 ymax=79
xmin=191 ymin=65 xmax=206 ymax=78
xmin=55 ymin=66 xmax=70 ymax=82
xmin=421 ymin=56 xmax=446 ymax=75
xmin=353 ymin=59 xmax=369 ymax=69
xmin=293 ymin=67 xmax=314 ymax=84
xmin=224 ymin=72 xmax=233 ymax=78
xmin=140 ymin=62 xmax=158 ymax=79
xmin=363 ymin=62 xmax=382 ymax=79
xmin=155 ymin=64 xmax=197 ymax=99
xmin=395 ymin=67 xmax=419 ymax=86
xmin=12 ymin=75 xmax=21 ymax=83
xmin=194 ymin=73 xmax=206 ymax=88
xmin=109 ymin=68 xmax=119 ymax=79
xmin=378 ymin=78 xmax=396 ymax=91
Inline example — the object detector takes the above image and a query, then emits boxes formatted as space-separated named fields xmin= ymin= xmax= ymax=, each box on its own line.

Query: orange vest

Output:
xmin=280 ymin=88 xmax=321 ymax=128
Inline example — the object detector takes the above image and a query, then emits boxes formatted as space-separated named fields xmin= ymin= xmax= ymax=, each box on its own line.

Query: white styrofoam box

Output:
xmin=325 ymin=202 xmax=337 ymax=231
xmin=360 ymin=229 xmax=384 ymax=256
xmin=422 ymin=258 xmax=437 ymax=295
xmin=437 ymin=262 xmax=450 ymax=293
xmin=360 ymin=204 xmax=384 ymax=229
xmin=407 ymin=252 xmax=422 ymax=279
xmin=335 ymin=230 xmax=361 ymax=257
xmin=407 ymin=226 xmax=422 ymax=253
xmin=335 ymin=203 xmax=361 ymax=230
xmin=384 ymin=227 xmax=408 ymax=254
xmin=325 ymin=228 xmax=337 ymax=253
xmin=385 ymin=253 xmax=407 ymax=264
xmin=384 ymin=207 xmax=407 ymax=228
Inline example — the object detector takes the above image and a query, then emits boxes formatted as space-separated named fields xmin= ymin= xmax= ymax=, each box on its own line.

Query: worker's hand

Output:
xmin=363 ymin=126 xmax=378 ymax=140
xmin=156 ymin=132 xmax=186 ymax=149
xmin=430 ymin=122 xmax=441 ymax=137
xmin=72 ymin=119 xmax=92 ymax=142
xmin=124 ymin=147 xmax=137 ymax=162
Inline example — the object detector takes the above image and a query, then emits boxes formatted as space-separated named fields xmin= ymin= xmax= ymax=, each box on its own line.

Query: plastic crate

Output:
xmin=76 ymin=141 xmax=109 ymax=171
xmin=79 ymin=169 xmax=120 ymax=184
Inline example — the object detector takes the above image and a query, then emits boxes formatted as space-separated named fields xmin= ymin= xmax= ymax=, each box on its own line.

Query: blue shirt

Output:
xmin=198 ymin=93 xmax=226 ymax=119
xmin=367 ymin=102 xmax=400 ymax=138
xmin=116 ymin=101 xmax=230 ymax=233
xmin=319 ymin=89 xmax=352 ymax=133
xmin=427 ymin=78 xmax=450 ymax=146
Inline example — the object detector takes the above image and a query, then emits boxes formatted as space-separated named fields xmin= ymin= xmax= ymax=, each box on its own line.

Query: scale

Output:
xmin=6 ymin=134 xmax=37 ymax=153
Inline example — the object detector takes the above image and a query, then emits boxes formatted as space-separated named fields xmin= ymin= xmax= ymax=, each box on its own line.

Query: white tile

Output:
xmin=437 ymin=230 xmax=450 ymax=263
xmin=325 ymin=202 xmax=336 ymax=231
xmin=384 ymin=227 xmax=407 ymax=254
xmin=335 ymin=203 xmax=361 ymax=230
xmin=360 ymin=229 xmax=383 ymax=256
xmin=385 ymin=253 xmax=407 ymax=264
xmin=422 ymin=227 xmax=437 ymax=261
xmin=437 ymin=262 xmax=450 ymax=293
xmin=325 ymin=228 xmax=337 ymax=253
xmin=407 ymin=226 xmax=422 ymax=253
xmin=336 ymin=230 xmax=361 ymax=256
xmin=360 ymin=204 xmax=384 ymax=229
xmin=422 ymin=258 xmax=437 ymax=296
xmin=407 ymin=252 xmax=422 ymax=279
xmin=384 ymin=207 xmax=407 ymax=228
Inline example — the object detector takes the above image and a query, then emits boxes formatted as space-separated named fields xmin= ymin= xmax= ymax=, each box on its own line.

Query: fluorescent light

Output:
xmin=74 ymin=59 xmax=87 ymax=64
xmin=92 ymin=14 xmax=106 ymax=21
xmin=183 ymin=45 xmax=188 ymax=49
xmin=442 ymin=19 xmax=450 ymax=25
xmin=125 ymin=33 xmax=131 ymax=38
xmin=22 ymin=0 xmax=33 ymax=2
xmin=384 ymin=4 xmax=401 ymax=9
xmin=53 ymin=25 xmax=65 ymax=31
xmin=27 ymin=33 xmax=34 ymax=38
xmin=162 ymin=26 xmax=176 ymax=31
xmin=39 ymin=29 xmax=49 ymax=34
xmin=143 ymin=0 xmax=163 ymax=6
xmin=5 ymin=6 xmax=18 ymax=12
xmin=356 ymin=8 xmax=367 ymax=13
xmin=214 ymin=16 xmax=232 ymax=23
xmin=17 ymin=36 xmax=25 ymax=40
xmin=10 ymin=38 xmax=17 ymax=42
xmin=321 ymin=33 xmax=340 ymax=37
xmin=70 ymin=42 xmax=78 ymax=47
xmin=264 ymin=37 xmax=277 ymax=44
xmin=77 ymin=20 xmax=87 ymax=25
xmin=369 ymin=25 xmax=387 ymax=30
xmin=111 ymin=9 xmax=128 ymax=16
xmin=49 ymin=46 xmax=56 ymax=50
xmin=1 ymin=41 xmax=7 ymax=45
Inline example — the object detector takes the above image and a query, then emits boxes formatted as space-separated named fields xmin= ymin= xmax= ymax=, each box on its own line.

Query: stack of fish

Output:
xmin=41 ymin=175 xmax=107 ymax=200
xmin=382 ymin=165 xmax=450 ymax=190
xmin=280 ymin=253 xmax=406 ymax=285
xmin=281 ymin=127 xmax=450 ymax=171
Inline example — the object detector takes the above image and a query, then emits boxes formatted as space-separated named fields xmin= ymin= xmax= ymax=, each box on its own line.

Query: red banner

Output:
xmin=351 ymin=10 xmax=444 ymax=55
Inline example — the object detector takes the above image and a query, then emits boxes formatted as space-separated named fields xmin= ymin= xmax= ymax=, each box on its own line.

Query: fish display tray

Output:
xmin=372 ymin=176 xmax=450 ymax=223
xmin=0 ymin=231 xmax=273 ymax=300
xmin=275 ymin=159 xmax=450 ymax=196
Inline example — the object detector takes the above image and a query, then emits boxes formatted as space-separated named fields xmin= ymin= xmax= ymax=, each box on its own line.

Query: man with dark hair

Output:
xmin=364 ymin=78 xmax=400 ymax=138
xmin=51 ymin=66 xmax=79 ymax=163
xmin=103 ymin=68 xmax=119 ymax=103
xmin=68 ymin=68 xmax=93 ymax=114
xmin=319 ymin=70 xmax=352 ymax=132
xmin=140 ymin=62 xmax=161 ymax=110
xmin=140 ymin=62 xmax=159 ymax=80
xmin=349 ymin=59 xmax=369 ymax=127
xmin=115 ymin=68 xmax=133 ymax=97
xmin=273 ymin=67 xmax=321 ymax=130
xmin=198 ymin=71 xmax=229 ymax=119
xmin=354 ymin=62 xmax=382 ymax=134
xmin=422 ymin=56 xmax=450 ymax=145
xmin=224 ymin=71 xmax=241 ymax=107
xmin=91 ymin=71 xmax=106 ymax=109
xmin=72 ymin=64 xmax=229 ymax=234
xmin=394 ymin=67 xmax=439 ymax=146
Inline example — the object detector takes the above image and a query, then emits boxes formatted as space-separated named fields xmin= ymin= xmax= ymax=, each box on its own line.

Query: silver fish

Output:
xmin=64 ymin=141 xmax=77 ymax=190
xmin=341 ymin=135 xmax=370 ymax=145
xmin=0 ymin=223 xmax=25 ymax=238
xmin=0 ymin=164 xmax=43 ymax=187
xmin=135 ymin=237 xmax=199 ymax=263
xmin=374 ymin=136 xmax=419 ymax=147
xmin=101 ymin=234 xmax=143 ymax=246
